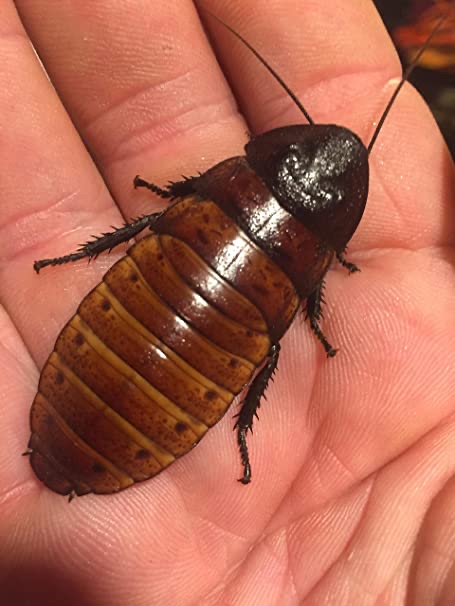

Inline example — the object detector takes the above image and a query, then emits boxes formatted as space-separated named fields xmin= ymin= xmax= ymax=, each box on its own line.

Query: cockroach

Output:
xmin=25 ymin=11 xmax=447 ymax=498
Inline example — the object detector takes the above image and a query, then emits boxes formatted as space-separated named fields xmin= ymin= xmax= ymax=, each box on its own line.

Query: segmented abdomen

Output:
xmin=29 ymin=195 xmax=299 ymax=496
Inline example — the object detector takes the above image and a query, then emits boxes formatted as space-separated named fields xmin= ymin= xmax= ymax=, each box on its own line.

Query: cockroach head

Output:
xmin=245 ymin=124 xmax=369 ymax=252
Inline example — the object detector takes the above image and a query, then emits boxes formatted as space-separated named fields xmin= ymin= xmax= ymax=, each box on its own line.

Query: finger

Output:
xmin=0 ymin=2 xmax=122 ymax=365
xmin=14 ymin=0 xmax=248 ymax=219
xmin=201 ymin=0 xmax=454 ymax=250
xmin=0 ymin=305 xmax=38 ymax=504
xmin=201 ymin=0 xmax=397 ymax=133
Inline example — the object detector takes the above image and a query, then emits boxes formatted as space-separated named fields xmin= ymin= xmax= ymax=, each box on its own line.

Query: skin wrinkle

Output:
xmin=208 ymin=558 xmax=250 ymax=605
xmin=190 ymin=509 xmax=250 ymax=548
xmin=159 ymin=462 xmax=253 ymax=602
xmin=367 ymin=172 xmax=451 ymax=257
xmin=187 ymin=517 xmax=234 ymax=597
xmin=408 ymin=529 xmax=455 ymax=606
xmin=329 ymin=422 xmax=455 ymax=603
xmin=282 ymin=406 xmax=455 ymax=541
xmin=0 ymin=206 xmax=120 ymax=268
xmin=278 ymin=459 xmax=375 ymax=544
xmin=201 ymin=579 xmax=232 ymax=606
xmin=363 ymin=520 xmax=426 ymax=603
xmin=196 ymin=380 xmax=314 ymax=559
xmin=0 ymin=478 xmax=37 ymax=510
xmin=285 ymin=529 xmax=298 ymax=602
xmin=381 ymin=550 xmax=414 ymax=605
xmin=369 ymin=152 xmax=410 ymax=239
xmin=78 ymin=67 xmax=205 ymax=131
xmin=230 ymin=490 xmax=299 ymax=572
xmin=274 ymin=531 xmax=298 ymax=604
xmin=298 ymin=477 xmax=378 ymax=604
xmin=301 ymin=406 xmax=336 ymax=500
xmin=0 ymin=28 xmax=30 ymax=47
xmin=0 ymin=189 xmax=80 ymax=234
xmin=379 ymin=543 xmax=416 ymax=604
xmin=197 ymin=586 xmax=227 ymax=606
xmin=198 ymin=552 xmax=247 ymax=606
xmin=220 ymin=478 xmax=375 ymax=602
xmin=418 ymin=535 xmax=455 ymax=566
xmin=313 ymin=430 xmax=359 ymax=488
xmin=103 ymin=99 xmax=243 ymax=169
xmin=432 ymin=557 xmax=455 ymax=606
xmin=175 ymin=516 xmax=219 ymax=601
xmin=0 ymin=328 xmax=35 ymax=381
xmin=380 ymin=406 xmax=451 ymax=491
xmin=262 ymin=530 xmax=294 ymax=605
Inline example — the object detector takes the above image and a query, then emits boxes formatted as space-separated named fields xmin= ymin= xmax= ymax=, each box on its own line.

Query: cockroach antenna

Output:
xmin=202 ymin=9 xmax=314 ymax=125
xmin=203 ymin=8 xmax=449 ymax=154
xmin=368 ymin=12 xmax=449 ymax=153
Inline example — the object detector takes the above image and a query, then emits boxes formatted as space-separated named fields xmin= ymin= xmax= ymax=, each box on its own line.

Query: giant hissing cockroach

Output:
xmin=25 ymin=11 xmax=447 ymax=498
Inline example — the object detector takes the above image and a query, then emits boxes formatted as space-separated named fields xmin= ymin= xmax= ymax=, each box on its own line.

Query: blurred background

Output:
xmin=373 ymin=0 xmax=454 ymax=157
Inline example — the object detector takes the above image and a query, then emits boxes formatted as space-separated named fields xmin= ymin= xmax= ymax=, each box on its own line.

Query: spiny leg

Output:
xmin=34 ymin=213 xmax=161 ymax=273
xmin=305 ymin=280 xmax=337 ymax=357
xmin=134 ymin=173 xmax=200 ymax=199
xmin=336 ymin=251 xmax=360 ymax=274
xmin=235 ymin=343 xmax=280 ymax=485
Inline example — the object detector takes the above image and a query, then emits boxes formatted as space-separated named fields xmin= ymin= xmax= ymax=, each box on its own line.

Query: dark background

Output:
xmin=373 ymin=0 xmax=455 ymax=157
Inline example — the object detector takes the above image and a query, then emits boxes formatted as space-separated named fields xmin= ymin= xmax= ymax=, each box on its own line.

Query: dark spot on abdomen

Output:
xmin=174 ymin=422 xmax=188 ymax=434
xmin=74 ymin=333 xmax=84 ymax=347
xmin=92 ymin=462 xmax=106 ymax=473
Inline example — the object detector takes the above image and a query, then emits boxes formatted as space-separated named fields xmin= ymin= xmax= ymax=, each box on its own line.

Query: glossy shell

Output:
xmin=28 ymin=156 xmax=335 ymax=496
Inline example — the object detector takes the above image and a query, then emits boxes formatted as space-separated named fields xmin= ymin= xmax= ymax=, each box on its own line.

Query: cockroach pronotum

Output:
xmin=25 ymin=11 xmax=448 ymax=498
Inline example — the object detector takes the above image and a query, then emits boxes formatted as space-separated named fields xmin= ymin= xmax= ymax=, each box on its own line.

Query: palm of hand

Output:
xmin=0 ymin=2 xmax=454 ymax=605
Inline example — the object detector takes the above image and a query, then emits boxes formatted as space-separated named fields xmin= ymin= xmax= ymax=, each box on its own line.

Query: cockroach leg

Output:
xmin=305 ymin=282 xmax=337 ymax=357
xmin=336 ymin=251 xmax=360 ymax=274
xmin=134 ymin=174 xmax=199 ymax=199
xmin=235 ymin=343 xmax=281 ymax=484
xmin=33 ymin=213 xmax=161 ymax=273
xmin=133 ymin=176 xmax=174 ymax=198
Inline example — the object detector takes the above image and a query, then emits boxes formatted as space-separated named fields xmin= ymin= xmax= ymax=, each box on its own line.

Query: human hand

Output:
xmin=0 ymin=1 xmax=454 ymax=604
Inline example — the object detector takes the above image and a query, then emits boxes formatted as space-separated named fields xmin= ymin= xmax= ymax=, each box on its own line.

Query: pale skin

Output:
xmin=0 ymin=1 xmax=454 ymax=604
